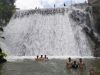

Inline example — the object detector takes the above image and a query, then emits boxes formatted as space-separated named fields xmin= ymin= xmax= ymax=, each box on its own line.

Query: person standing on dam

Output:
xmin=64 ymin=3 xmax=66 ymax=6
xmin=54 ymin=4 xmax=55 ymax=8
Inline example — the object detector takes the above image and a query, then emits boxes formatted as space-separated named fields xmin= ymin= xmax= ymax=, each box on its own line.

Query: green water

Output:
xmin=0 ymin=58 xmax=100 ymax=75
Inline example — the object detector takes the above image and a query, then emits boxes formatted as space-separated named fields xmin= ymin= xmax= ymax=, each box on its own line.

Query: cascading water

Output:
xmin=1 ymin=7 xmax=92 ymax=57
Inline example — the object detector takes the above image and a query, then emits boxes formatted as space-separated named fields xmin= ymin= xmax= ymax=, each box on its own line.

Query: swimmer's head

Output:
xmin=41 ymin=55 xmax=43 ymax=58
xmin=68 ymin=57 xmax=71 ymax=62
xmin=74 ymin=61 xmax=77 ymax=64
xmin=37 ymin=55 xmax=39 ymax=58
xmin=79 ymin=58 xmax=82 ymax=62
xmin=45 ymin=55 xmax=47 ymax=58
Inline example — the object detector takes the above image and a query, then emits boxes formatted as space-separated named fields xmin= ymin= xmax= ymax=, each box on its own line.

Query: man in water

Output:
xmin=78 ymin=58 xmax=86 ymax=75
xmin=35 ymin=55 xmax=39 ymax=61
xmin=44 ymin=55 xmax=48 ymax=61
xmin=66 ymin=57 xmax=73 ymax=75
xmin=78 ymin=58 xmax=85 ymax=70
xmin=66 ymin=57 xmax=72 ymax=69
xmin=72 ymin=61 xmax=79 ymax=69
xmin=40 ymin=55 xmax=44 ymax=61
xmin=89 ymin=67 xmax=95 ymax=75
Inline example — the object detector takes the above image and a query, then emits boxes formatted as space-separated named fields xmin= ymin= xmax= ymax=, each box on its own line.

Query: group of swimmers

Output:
xmin=66 ymin=58 xmax=85 ymax=70
xmin=66 ymin=57 xmax=95 ymax=75
xmin=35 ymin=55 xmax=48 ymax=61
xmin=35 ymin=56 xmax=95 ymax=75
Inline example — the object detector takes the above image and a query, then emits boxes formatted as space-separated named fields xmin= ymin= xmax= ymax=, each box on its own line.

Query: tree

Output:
xmin=0 ymin=0 xmax=15 ymax=27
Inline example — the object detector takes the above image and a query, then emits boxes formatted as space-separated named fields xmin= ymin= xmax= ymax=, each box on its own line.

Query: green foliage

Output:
xmin=0 ymin=0 xmax=15 ymax=26
xmin=0 ymin=52 xmax=7 ymax=59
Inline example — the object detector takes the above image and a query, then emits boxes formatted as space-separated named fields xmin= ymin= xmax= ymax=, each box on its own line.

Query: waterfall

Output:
xmin=1 ymin=7 xmax=92 ymax=56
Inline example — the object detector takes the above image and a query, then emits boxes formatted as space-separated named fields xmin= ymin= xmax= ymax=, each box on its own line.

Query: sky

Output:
xmin=15 ymin=0 xmax=87 ymax=10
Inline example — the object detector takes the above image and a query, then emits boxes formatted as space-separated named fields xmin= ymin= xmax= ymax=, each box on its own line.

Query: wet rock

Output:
xmin=0 ymin=27 xmax=3 ymax=32
xmin=70 ymin=10 xmax=86 ymax=24
xmin=0 ymin=58 xmax=7 ymax=64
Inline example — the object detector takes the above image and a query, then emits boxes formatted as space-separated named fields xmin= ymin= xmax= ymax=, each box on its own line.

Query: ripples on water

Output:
xmin=0 ymin=58 xmax=100 ymax=75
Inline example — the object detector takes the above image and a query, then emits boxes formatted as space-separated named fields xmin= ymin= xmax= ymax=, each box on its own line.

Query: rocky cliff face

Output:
xmin=88 ymin=0 xmax=100 ymax=35
xmin=88 ymin=0 xmax=100 ymax=56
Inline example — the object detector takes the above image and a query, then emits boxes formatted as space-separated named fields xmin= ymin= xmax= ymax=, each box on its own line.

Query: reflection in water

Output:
xmin=0 ymin=59 xmax=99 ymax=75
xmin=0 ymin=63 xmax=4 ymax=75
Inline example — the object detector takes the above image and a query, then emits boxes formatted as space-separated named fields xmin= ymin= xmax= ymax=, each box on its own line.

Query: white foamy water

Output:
xmin=1 ymin=7 xmax=92 ymax=57
xmin=6 ymin=56 xmax=95 ymax=62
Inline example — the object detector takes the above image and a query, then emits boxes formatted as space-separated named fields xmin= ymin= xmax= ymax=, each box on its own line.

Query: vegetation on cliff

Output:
xmin=0 ymin=48 xmax=7 ymax=63
xmin=0 ymin=0 xmax=15 ymax=27
xmin=0 ymin=0 xmax=15 ymax=62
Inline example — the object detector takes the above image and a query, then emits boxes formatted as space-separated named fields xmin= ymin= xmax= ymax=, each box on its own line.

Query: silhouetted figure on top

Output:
xmin=64 ymin=3 xmax=66 ymax=6
xmin=54 ymin=4 xmax=55 ymax=8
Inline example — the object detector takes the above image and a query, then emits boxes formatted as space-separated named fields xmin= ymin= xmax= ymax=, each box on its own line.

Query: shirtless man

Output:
xmin=44 ymin=55 xmax=48 ymax=61
xmin=40 ymin=55 xmax=44 ymax=61
xmin=35 ymin=55 xmax=39 ymax=61
xmin=89 ymin=67 xmax=95 ymax=75
xmin=78 ymin=58 xmax=85 ymax=75
xmin=66 ymin=57 xmax=73 ymax=75
xmin=66 ymin=57 xmax=72 ymax=69
xmin=72 ymin=61 xmax=79 ymax=69
xmin=78 ymin=58 xmax=85 ymax=71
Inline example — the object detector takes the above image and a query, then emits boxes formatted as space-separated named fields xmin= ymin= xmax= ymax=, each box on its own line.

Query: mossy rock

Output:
xmin=0 ymin=51 xmax=7 ymax=63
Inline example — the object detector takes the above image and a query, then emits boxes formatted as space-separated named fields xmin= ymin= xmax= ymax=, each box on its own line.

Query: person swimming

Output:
xmin=72 ymin=61 xmax=79 ymax=69
xmin=35 ymin=55 xmax=39 ymax=61
xmin=89 ymin=67 xmax=95 ymax=75
xmin=78 ymin=58 xmax=86 ymax=75
xmin=44 ymin=55 xmax=48 ymax=61
xmin=66 ymin=57 xmax=72 ymax=69
xmin=39 ymin=55 xmax=44 ymax=61
xmin=78 ymin=58 xmax=85 ymax=71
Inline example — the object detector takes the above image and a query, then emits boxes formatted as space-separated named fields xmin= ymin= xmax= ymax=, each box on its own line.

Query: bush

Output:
xmin=0 ymin=52 xmax=7 ymax=59
xmin=0 ymin=0 xmax=15 ymax=26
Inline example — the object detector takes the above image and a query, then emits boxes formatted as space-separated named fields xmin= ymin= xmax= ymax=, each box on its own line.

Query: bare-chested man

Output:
xmin=89 ymin=67 xmax=95 ymax=75
xmin=66 ymin=57 xmax=73 ymax=75
xmin=66 ymin=57 xmax=72 ymax=69
xmin=78 ymin=58 xmax=85 ymax=70
xmin=44 ymin=55 xmax=48 ymax=61
xmin=35 ymin=55 xmax=39 ymax=61
xmin=39 ymin=55 xmax=44 ymax=61
xmin=78 ymin=58 xmax=85 ymax=75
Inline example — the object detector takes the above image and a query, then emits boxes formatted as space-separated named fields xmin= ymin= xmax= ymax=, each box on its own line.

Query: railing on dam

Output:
xmin=13 ymin=8 xmax=69 ymax=18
